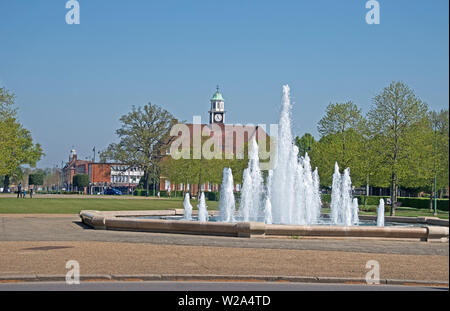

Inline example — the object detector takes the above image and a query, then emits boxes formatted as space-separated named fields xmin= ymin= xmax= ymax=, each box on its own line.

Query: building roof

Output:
xmin=211 ymin=91 xmax=224 ymax=101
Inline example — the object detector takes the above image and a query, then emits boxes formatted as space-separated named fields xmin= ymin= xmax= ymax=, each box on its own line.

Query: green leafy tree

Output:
xmin=430 ymin=109 xmax=449 ymax=197
xmin=415 ymin=110 xmax=450 ymax=210
xmin=295 ymin=133 xmax=316 ymax=158
xmin=0 ymin=88 xmax=44 ymax=191
xmin=100 ymin=103 xmax=178 ymax=196
xmin=310 ymin=102 xmax=366 ymax=186
xmin=0 ymin=87 xmax=16 ymax=120
xmin=367 ymin=81 xmax=428 ymax=215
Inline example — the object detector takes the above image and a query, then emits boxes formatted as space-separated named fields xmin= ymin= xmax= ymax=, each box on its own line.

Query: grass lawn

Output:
xmin=0 ymin=197 xmax=448 ymax=219
xmin=0 ymin=197 xmax=219 ymax=214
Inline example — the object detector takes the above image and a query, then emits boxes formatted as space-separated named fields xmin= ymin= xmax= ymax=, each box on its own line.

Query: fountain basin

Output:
xmin=79 ymin=210 xmax=449 ymax=242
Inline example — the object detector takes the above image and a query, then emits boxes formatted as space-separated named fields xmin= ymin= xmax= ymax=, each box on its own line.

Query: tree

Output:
xmin=417 ymin=110 xmax=450 ymax=210
xmin=367 ymin=81 xmax=428 ymax=215
xmin=100 ymin=103 xmax=178 ymax=196
xmin=294 ymin=133 xmax=316 ymax=158
xmin=317 ymin=101 xmax=365 ymax=168
xmin=310 ymin=102 xmax=366 ymax=187
xmin=430 ymin=109 xmax=449 ymax=196
xmin=0 ymin=87 xmax=16 ymax=120
xmin=0 ymin=88 xmax=44 ymax=191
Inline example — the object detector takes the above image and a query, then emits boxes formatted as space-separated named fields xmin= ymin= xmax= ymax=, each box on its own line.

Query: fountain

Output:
xmin=80 ymin=85 xmax=450 ymax=241
xmin=183 ymin=193 xmax=193 ymax=220
xmin=197 ymin=192 xmax=208 ymax=222
xmin=219 ymin=85 xmax=357 ymax=226
xmin=377 ymin=198 xmax=385 ymax=227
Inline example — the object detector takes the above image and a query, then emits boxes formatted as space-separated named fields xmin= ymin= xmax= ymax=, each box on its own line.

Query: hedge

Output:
xmin=320 ymin=194 xmax=449 ymax=211
xmin=133 ymin=189 xmax=185 ymax=197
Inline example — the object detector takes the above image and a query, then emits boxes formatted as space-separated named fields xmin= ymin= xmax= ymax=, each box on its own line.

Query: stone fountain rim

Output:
xmin=79 ymin=210 xmax=449 ymax=242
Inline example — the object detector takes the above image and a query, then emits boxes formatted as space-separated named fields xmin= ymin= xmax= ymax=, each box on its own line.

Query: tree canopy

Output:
xmin=0 ymin=88 xmax=44 ymax=191
xmin=100 ymin=103 xmax=178 ymax=195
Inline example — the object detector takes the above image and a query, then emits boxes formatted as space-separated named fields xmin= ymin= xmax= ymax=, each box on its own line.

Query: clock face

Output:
xmin=214 ymin=113 xmax=223 ymax=122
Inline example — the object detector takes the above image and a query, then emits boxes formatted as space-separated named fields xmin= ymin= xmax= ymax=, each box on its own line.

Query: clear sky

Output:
xmin=0 ymin=0 xmax=448 ymax=168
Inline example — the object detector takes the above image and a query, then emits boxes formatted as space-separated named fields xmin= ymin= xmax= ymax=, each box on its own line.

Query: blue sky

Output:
xmin=0 ymin=0 xmax=448 ymax=168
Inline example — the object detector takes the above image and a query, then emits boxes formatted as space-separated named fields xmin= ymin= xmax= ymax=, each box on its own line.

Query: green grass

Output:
xmin=0 ymin=197 xmax=219 ymax=214
xmin=0 ymin=197 xmax=448 ymax=219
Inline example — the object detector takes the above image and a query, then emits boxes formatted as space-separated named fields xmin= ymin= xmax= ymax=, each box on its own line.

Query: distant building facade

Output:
xmin=62 ymin=149 xmax=144 ymax=194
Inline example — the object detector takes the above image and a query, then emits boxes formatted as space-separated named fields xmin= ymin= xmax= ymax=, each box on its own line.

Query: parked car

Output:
xmin=104 ymin=188 xmax=122 ymax=195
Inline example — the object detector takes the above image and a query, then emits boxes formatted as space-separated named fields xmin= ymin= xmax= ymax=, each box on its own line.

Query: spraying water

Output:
xmin=264 ymin=170 xmax=273 ymax=224
xmin=239 ymin=168 xmax=252 ymax=221
xmin=249 ymin=137 xmax=264 ymax=220
xmin=238 ymin=137 xmax=264 ymax=222
xmin=377 ymin=199 xmax=385 ymax=227
xmin=352 ymin=198 xmax=359 ymax=225
xmin=197 ymin=192 xmax=208 ymax=222
xmin=183 ymin=193 xmax=193 ymax=220
xmin=219 ymin=167 xmax=236 ymax=222
xmin=330 ymin=164 xmax=357 ymax=226
xmin=330 ymin=163 xmax=342 ymax=224
xmin=312 ymin=167 xmax=322 ymax=222
xmin=269 ymin=85 xmax=322 ymax=225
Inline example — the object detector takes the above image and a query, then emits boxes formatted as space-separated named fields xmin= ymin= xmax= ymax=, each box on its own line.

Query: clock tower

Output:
xmin=209 ymin=86 xmax=225 ymax=124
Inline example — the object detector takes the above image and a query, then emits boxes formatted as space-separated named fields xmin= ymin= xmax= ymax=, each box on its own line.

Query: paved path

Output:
xmin=0 ymin=215 xmax=447 ymax=255
xmin=0 ymin=215 xmax=448 ymax=283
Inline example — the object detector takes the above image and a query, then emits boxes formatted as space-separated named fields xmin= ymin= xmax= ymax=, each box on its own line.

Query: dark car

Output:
xmin=104 ymin=188 xmax=122 ymax=195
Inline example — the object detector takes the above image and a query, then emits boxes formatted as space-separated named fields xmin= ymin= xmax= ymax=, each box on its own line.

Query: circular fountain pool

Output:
xmin=122 ymin=215 xmax=425 ymax=227
xmin=80 ymin=209 xmax=449 ymax=242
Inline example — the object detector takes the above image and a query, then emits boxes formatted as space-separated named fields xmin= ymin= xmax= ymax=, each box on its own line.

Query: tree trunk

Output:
xmin=364 ymin=174 xmax=369 ymax=207
xmin=429 ymin=183 xmax=434 ymax=211
xmin=2 ymin=176 xmax=10 ymax=193
xmin=144 ymin=171 xmax=149 ymax=197
xmin=390 ymin=173 xmax=397 ymax=216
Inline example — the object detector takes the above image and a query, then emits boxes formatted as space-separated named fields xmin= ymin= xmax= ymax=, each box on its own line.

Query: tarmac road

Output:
xmin=0 ymin=281 xmax=447 ymax=291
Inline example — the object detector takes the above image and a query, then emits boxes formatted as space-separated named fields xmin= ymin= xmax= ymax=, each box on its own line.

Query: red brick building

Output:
xmin=62 ymin=149 xmax=144 ymax=194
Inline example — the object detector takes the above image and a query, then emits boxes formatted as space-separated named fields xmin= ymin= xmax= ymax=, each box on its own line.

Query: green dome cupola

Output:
xmin=209 ymin=85 xmax=225 ymax=124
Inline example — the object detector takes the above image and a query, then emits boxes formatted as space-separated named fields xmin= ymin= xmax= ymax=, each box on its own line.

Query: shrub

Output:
xmin=206 ymin=192 xmax=220 ymax=201
xmin=73 ymin=174 xmax=89 ymax=189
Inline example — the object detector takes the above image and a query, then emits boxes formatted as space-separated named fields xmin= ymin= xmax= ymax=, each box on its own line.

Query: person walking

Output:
xmin=30 ymin=188 xmax=33 ymax=199
xmin=17 ymin=183 xmax=22 ymax=198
